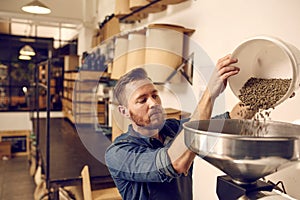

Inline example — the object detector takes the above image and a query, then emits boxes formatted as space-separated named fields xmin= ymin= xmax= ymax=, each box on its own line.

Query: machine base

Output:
xmin=216 ymin=175 xmax=274 ymax=200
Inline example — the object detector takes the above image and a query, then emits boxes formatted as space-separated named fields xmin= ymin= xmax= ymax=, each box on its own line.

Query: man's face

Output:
xmin=125 ymin=79 xmax=165 ymax=130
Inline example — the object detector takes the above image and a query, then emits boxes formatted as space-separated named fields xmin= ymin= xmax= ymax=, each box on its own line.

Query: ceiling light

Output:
xmin=21 ymin=0 xmax=51 ymax=15
xmin=20 ymin=45 xmax=36 ymax=56
xmin=19 ymin=55 xmax=32 ymax=60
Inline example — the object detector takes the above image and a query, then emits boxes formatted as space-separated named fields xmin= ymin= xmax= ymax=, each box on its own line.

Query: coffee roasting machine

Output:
xmin=184 ymin=119 xmax=300 ymax=199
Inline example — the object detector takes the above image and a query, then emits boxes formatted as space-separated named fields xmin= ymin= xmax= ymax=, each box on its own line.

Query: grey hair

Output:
xmin=113 ymin=68 xmax=150 ymax=106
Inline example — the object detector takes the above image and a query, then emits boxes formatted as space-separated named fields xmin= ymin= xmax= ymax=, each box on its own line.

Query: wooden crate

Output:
xmin=0 ymin=141 xmax=11 ymax=159
xmin=64 ymin=55 xmax=79 ymax=71
xmin=164 ymin=107 xmax=190 ymax=120
xmin=0 ymin=130 xmax=30 ymax=156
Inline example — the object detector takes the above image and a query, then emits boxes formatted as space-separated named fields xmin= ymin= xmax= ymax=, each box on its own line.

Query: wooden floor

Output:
xmin=0 ymin=156 xmax=35 ymax=200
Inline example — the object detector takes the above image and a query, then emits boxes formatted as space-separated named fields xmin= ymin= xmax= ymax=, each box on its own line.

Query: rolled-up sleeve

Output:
xmin=155 ymin=147 xmax=180 ymax=179
xmin=105 ymin=140 xmax=180 ymax=183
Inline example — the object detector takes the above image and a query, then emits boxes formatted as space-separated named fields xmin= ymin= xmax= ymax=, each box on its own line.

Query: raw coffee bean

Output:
xmin=238 ymin=77 xmax=291 ymax=111
xmin=237 ymin=77 xmax=291 ymax=136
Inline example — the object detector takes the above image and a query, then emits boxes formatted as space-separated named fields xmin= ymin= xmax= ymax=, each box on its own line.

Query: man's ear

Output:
xmin=118 ymin=105 xmax=130 ymax=118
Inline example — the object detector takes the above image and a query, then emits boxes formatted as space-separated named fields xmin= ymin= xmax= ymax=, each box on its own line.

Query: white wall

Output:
xmin=0 ymin=112 xmax=64 ymax=132
xmin=124 ymin=0 xmax=300 ymax=123
xmin=93 ymin=0 xmax=300 ymax=199
xmin=90 ymin=0 xmax=300 ymax=122
xmin=0 ymin=112 xmax=32 ymax=131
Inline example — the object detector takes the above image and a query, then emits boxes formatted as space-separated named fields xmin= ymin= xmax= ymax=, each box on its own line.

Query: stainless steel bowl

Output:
xmin=183 ymin=119 xmax=300 ymax=184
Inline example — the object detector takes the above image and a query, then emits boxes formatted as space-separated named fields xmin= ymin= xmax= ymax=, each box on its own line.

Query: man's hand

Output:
xmin=207 ymin=54 xmax=240 ymax=100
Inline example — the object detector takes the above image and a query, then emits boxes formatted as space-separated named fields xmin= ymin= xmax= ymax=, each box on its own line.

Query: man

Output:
xmin=105 ymin=54 xmax=250 ymax=200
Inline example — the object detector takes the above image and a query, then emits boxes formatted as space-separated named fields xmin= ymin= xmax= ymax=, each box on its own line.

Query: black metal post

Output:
xmin=45 ymin=48 xmax=52 ymax=196
xmin=35 ymin=63 xmax=40 ymax=169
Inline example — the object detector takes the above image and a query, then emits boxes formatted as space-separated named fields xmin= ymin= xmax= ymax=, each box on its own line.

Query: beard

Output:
xmin=129 ymin=107 xmax=165 ymax=130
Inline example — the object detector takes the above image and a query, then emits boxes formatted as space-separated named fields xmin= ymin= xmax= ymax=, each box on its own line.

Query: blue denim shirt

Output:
xmin=105 ymin=112 xmax=230 ymax=200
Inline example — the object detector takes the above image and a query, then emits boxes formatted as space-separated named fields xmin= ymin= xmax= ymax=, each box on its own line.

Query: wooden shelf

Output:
xmin=0 ymin=130 xmax=30 ymax=156
xmin=62 ymin=70 xmax=110 ymax=126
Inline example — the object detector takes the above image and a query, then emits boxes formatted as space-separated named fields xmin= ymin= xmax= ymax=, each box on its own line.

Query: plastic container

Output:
xmin=126 ymin=30 xmax=146 ymax=73
xmin=228 ymin=36 xmax=300 ymax=107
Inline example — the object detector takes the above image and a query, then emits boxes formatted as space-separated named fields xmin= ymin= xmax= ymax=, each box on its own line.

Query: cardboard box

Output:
xmin=0 ymin=141 xmax=11 ymax=159
xmin=100 ymin=17 xmax=120 ymax=42
xmin=164 ymin=108 xmax=191 ymax=120
xmin=64 ymin=55 xmax=79 ymax=71
xmin=0 ymin=22 xmax=10 ymax=34
xmin=91 ymin=29 xmax=103 ymax=47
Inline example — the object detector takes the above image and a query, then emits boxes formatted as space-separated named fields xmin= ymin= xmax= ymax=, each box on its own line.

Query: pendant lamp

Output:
xmin=20 ymin=45 xmax=36 ymax=56
xmin=21 ymin=0 xmax=51 ymax=14
xmin=19 ymin=55 xmax=32 ymax=60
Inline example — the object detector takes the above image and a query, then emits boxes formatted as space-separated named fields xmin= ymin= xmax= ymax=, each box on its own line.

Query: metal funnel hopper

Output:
xmin=183 ymin=119 xmax=300 ymax=184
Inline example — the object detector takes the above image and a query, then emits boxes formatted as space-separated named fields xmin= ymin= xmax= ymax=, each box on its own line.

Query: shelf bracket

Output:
xmin=164 ymin=52 xmax=194 ymax=84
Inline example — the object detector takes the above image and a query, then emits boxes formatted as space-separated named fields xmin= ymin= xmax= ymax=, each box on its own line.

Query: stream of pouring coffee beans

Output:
xmin=238 ymin=77 xmax=292 ymax=136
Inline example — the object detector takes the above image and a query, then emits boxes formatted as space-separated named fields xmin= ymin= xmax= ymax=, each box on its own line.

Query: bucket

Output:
xmin=115 ymin=0 xmax=148 ymax=21
xmin=228 ymin=36 xmax=300 ymax=108
xmin=111 ymin=36 xmax=129 ymax=80
xmin=144 ymin=26 xmax=184 ymax=83
xmin=114 ymin=0 xmax=131 ymax=18
xmin=126 ymin=30 xmax=146 ymax=73
xmin=144 ymin=24 xmax=194 ymax=83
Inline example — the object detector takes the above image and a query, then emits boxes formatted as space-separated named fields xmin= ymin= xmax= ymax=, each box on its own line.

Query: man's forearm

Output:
xmin=167 ymin=130 xmax=195 ymax=174
xmin=191 ymin=88 xmax=215 ymax=120
xmin=167 ymin=88 xmax=215 ymax=174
